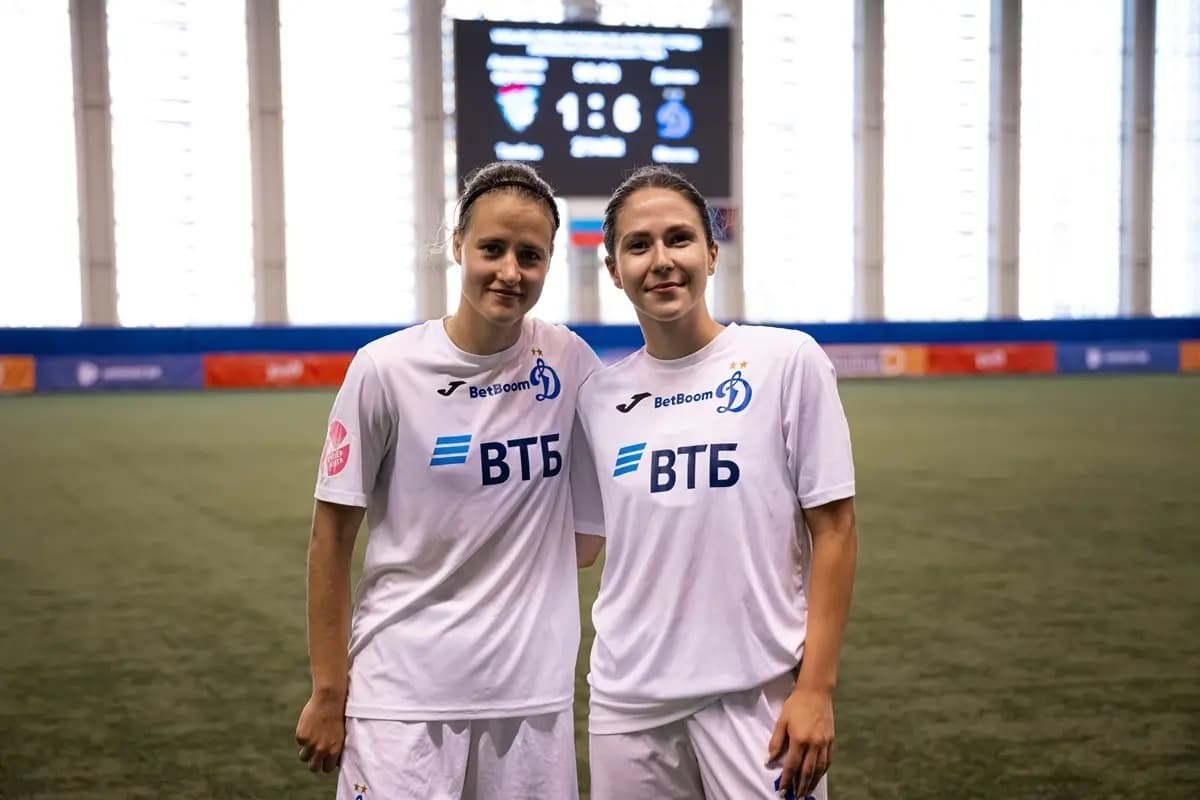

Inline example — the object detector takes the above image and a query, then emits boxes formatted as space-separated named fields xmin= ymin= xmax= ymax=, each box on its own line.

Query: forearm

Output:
xmin=795 ymin=519 xmax=858 ymax=694
xmin=576 ymin=532 xmax=605 ymax=568
xmin=306 ymin=503 xmax=360 ymax=697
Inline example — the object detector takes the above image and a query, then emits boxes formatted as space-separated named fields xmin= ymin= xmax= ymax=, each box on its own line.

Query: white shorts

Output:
xmin=336 ymin=710 xmax=578 ymax=800
xmin=589 ymin=674 xmax=829 ymax=800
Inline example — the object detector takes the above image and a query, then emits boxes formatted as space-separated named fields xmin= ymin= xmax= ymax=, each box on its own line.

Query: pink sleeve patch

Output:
xmin=323 ymin=419 xmax=351 ymax=476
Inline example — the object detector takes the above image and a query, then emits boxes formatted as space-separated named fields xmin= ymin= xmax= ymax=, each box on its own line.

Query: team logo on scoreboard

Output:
xmin=496 ymin=84 xmax=540 ymax=133
xmin=656 ymin=96 xmax=693 ymax=139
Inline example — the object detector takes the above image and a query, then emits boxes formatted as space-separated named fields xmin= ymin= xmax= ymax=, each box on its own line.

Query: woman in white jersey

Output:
xmin=295 ymin=162 xmax=600 ymax=799
xmin=573 ymin=166 xmax=859 ymax=800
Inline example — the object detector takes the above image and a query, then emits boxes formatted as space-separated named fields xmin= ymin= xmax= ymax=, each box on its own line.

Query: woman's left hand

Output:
xmin=766 ymin=687 xmax=835 ymax=799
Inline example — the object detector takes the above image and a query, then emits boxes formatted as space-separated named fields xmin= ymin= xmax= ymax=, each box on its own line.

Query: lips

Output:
xmin=648 ymin=282 xmax=683 ymax=293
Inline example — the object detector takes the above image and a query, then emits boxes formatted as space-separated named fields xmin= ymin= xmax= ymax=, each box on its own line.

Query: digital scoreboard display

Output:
xmin=453 ymin=19 xmax=731 ymax=198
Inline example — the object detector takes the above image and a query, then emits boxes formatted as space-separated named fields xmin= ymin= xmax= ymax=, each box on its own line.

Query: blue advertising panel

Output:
xmin=37 ymin=355 xmax=205 ymax=391
xmin=1056 ymin=341 xmax=1180 ymax=374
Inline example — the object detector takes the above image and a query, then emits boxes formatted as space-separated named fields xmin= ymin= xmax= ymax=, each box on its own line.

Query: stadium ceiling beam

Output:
xmin=713 ymin=0 xmax=745 ymax=322
xmin=988 ymin=0 xmax=1021 ymax=319
xmin=70 ymin=0 xmax=118 ymax=326
xmin=853 ymin=0 xmax=885 ymax=321
xmin=412 ymin=0 xmax=448 ymax=321
xmin=1119 ymin=0 xmax=1155 ymax=317
xmin=246 ymin=0 xmax=289 ymax=324
xmin=564 ymin=0 xmax=602 ymax=324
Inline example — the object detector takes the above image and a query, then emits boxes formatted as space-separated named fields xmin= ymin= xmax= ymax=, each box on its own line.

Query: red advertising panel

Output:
xmin=204 ymin=353 xmax=354 ymax=389
xmin=1181 ymin=341 xmax=1200 ymax=373
xmin=925 ymin=343 xmax=1056 ymax=376
xmin=0 ymin=355 xmax=35 ymax=393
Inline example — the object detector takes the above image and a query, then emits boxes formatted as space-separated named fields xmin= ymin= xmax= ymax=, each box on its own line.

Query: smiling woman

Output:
xmin=573 ymin=166 xmax=860 ymax=800
xmin=295 ymin=161 xmax=605 ymax=800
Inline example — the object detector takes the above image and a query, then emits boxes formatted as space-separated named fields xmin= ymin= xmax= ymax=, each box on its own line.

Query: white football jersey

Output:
xmin=314 ymin=317 xmax=601 ymax=721
xmin=574 ymin=323 xmax=856 ymax=734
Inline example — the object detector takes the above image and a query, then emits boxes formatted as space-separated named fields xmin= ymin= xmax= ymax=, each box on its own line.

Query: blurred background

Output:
xmin=0 ymin=1 xmax=1197 ymax=799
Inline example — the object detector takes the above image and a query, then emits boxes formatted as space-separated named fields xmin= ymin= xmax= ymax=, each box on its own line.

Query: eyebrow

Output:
xmin=475 ymin=236 xmax=548 ymax=255
xmin=619 ymin=222 xmax=698 ymax=247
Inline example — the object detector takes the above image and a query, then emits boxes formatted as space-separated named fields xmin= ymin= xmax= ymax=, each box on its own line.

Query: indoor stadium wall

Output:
xmin=1 ymin=317 xmax=1198 ymax=393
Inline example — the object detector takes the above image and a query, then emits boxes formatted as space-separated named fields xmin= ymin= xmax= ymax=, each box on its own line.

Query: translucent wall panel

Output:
xmin=883 ymin=1 xmax=990 ymax=321
xmin=1020 ymin=0 xmax=1123 ymax=318
xmin=741 ymin=4 xmax=853 ymax=323
xmin=0 ymin=1 xmax=81 ymax=327
xmin=107 ymin=0 xmax=254 ymax=326
xmin=281 ymin=1 xmax=416 ymax=324
xmin=1152 ymin=0 xmax=1200 ymax=317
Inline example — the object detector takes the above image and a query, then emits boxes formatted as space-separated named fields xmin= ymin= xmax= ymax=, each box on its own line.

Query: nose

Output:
xmin=496 ymin=251 xmax=520 ymax=284
xmin=650 ymin=240 xmax=672 ymax=271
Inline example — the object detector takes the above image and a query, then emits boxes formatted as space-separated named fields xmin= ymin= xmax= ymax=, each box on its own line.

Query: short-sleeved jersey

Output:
xmin=573 ymin=323 xmax=855 ymax=734
xmin=314 ymin=317 xmax=602 ymax=721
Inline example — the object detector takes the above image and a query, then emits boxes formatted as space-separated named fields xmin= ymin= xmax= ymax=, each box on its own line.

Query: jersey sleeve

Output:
xmin=570 ymin=411 xmax=605 ymax=535
xmin=314 ymin=349 xmax=393 ymax=508
xmin=781 ymin=338 xmax=856 ymax=508
xmin=571 ymin=330 xmax=605 ymax=379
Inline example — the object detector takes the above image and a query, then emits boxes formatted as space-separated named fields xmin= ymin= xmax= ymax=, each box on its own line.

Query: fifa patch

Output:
xmin=324 ymin=420 xmax=350 ymax=476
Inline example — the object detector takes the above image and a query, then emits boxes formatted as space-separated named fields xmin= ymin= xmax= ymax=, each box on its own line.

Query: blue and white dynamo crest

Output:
xmin=715 ymin=369 xmax=751 ymax=414
xmin=497 ymin=85 xmax=539 ymax=133
xmin=529 ymin=357 xmax=560 ymax=401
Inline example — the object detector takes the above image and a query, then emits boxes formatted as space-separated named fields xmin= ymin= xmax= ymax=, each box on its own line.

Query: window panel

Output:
xmin=107 ymin=0 xmax=254 ymax=326
xmin=883 ymin=1 xmax=990 ymax=321
xmin=0 ymin=0 xmax=80 ymax=327
xmin=1020 ymin=0 xmax=1123 ymax=319
xmin=1152 ymin=0 xmax=1200 ymax=317
xmin=282 ymin=0 xmax=417 ymax=324
xmin=742 ymin=3 xmax=854 ymax=323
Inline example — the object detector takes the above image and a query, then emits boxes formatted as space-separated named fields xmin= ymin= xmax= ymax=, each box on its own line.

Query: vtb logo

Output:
xmin=611 ymin=441 xmax=740 ymax=493
xmin=430 ymin=432 xmax=563 ymax=486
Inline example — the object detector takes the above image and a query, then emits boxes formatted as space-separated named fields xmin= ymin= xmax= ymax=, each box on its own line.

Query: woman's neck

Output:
xmin=638 ymin=304 xmax=725 ymax=361
xmin=444 ymin=300 xmax=523 ymax=356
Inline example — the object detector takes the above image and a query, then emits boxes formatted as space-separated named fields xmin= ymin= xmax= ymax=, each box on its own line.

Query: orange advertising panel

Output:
xmin=204 ymin=353 xmax=354 ymax=389
xmin=823 ymin=344 xmax=927 ymax=378
xmin=0 ymin=355 xmax=35 ymax=393
xmin=884 ymin=345 xmax=928 ymax=377
xmin=1181 ymin=341 xmax=1200 ymax=372
xmin=925 ymin=343 xmax=1056 ymax=376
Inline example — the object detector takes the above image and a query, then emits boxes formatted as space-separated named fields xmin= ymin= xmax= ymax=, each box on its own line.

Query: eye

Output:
xmin=480 ymin=243 xmax=503 ymax=256
xmin=669 ymin=231 xmax=694 ymax=246
xmin=520 ymin=250 xmax=544 ymax=264
xmin=627 ymin=239 xmax=649 ymax=253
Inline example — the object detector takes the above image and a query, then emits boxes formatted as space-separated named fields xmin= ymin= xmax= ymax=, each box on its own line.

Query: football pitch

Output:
xmin=1 ymin=376 xmax=1197 ymax=799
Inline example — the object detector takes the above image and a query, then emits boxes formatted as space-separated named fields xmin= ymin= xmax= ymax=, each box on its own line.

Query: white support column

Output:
xmin=412 ymin=0 xmax=448 ymax=321
xmin=713 ymin=0 xmax=744 ymax=322
xmin=565 ymin=198 xmax=604 ymax=323
xmin=988 ymin=0 xmax=1021 ymax=318
xmin=564 ymin=0 xmax=601 ymax=322
xmin=70 ymin=0 xmax=117 ymax=326
xmin=853 ymin=0 xmax=885 ymax=320
xmin=1119 ymin=0 xmax=1155 ymax=316
xmin=246 ymin=0 xmax=288 ymax=323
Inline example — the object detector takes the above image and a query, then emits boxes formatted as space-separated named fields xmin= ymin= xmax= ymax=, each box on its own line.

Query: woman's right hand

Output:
xmin=295 ymin=689 xmax=347 ymax=773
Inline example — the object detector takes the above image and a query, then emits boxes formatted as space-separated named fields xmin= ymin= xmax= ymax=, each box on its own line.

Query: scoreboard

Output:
xmin=453 ymin=19 xmax=732 ymax=198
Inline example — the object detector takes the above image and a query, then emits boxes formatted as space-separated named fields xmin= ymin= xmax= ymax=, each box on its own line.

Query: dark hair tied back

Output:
xmin=455 ymin=162 xmax=560 ymax=235
xmin=602 ymin=166 xmax=714 ymax=258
